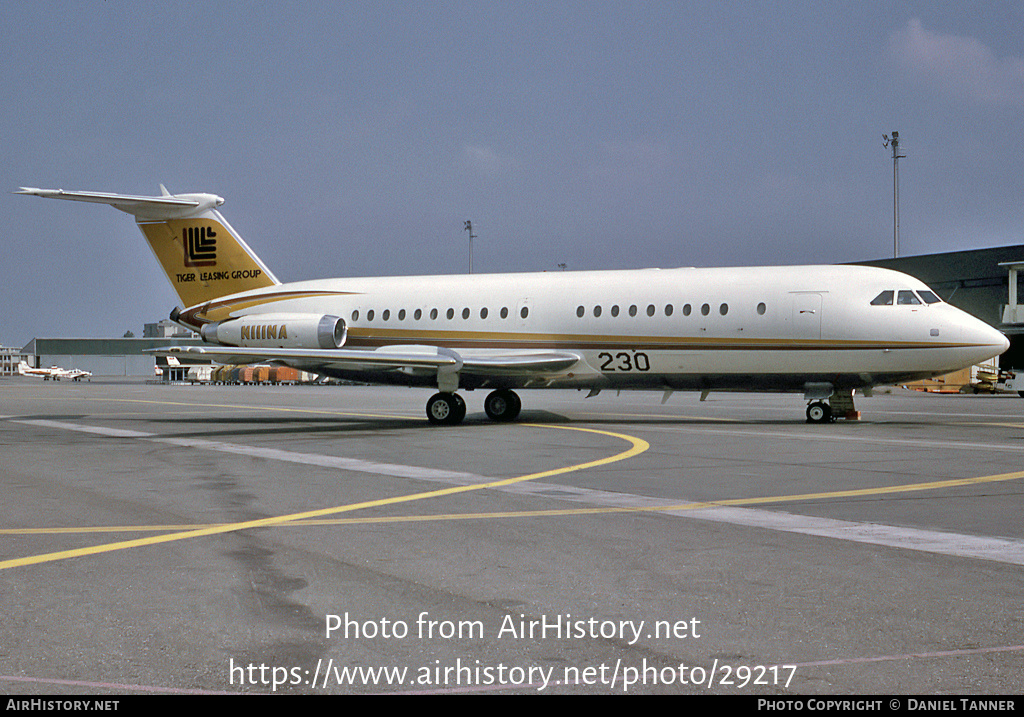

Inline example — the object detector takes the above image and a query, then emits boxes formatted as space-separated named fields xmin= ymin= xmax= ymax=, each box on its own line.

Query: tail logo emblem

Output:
xmin=184 ymin=226 xmax=217 ymax=266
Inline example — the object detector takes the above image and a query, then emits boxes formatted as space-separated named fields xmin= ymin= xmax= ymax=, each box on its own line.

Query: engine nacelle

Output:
xmin=201 ymin=313 xmax=347 ymax=349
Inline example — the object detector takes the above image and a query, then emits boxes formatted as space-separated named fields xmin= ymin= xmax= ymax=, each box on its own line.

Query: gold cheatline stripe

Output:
xmin=183 ymin=291 xmax=358 ymax=323
xmin=342 ymin=328 xmax=974 ymax=351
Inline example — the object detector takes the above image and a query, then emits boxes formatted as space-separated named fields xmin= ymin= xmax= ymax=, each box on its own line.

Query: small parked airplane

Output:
xmin=17 ymin=186 xmax=1009 ymax=423
xmin=18 ymin=361 xmax=92 ymax=382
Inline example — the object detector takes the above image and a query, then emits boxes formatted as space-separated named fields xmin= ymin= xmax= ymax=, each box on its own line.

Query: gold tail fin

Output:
xmin=138 ymin=213 xmax=277 ymax=307
xmin=17 ymin=186 xmax=279 ymax=308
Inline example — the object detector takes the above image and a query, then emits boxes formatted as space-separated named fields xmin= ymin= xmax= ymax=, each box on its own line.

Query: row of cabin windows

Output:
xmin=350 ymin=301 xmax=773 ymax=324
xmin=577 ymin=302 xmax=768 ymax=318
xmin=352 ymin=306 xmax=529 ymax=323
xmin=870 ymin=289 xmax=942 ymax=306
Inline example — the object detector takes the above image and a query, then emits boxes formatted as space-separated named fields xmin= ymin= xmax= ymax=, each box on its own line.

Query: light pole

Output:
xmin=464 ymin=220 xmax=476 ymax=274
xmin=882 ymin=131 xmax=906 ymax=258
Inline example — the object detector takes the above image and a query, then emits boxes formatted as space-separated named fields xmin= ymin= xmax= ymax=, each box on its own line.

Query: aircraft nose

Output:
xmin=965 ymin=318 xmax=1010 ymax=356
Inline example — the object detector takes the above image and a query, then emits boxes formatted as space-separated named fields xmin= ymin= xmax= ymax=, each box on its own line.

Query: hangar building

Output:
xmin=21 ymin=336 xmax=203 ymax=378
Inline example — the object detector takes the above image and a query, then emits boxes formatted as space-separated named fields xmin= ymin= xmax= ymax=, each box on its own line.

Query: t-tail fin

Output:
xmin=16 ymin=186 xmax=279 ymax=308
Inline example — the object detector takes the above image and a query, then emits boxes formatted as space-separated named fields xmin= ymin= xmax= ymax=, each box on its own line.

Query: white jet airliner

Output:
xmin=17 ymin=186 xmax=1009 ymax=424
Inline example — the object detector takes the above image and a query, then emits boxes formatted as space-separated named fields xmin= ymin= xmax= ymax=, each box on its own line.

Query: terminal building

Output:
xmin=0 ymin=345 xmax=32 ymax=376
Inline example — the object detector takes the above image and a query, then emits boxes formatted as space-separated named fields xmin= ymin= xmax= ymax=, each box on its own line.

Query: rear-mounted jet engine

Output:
xmin=201 ymin=313 xmax=347 ymax=349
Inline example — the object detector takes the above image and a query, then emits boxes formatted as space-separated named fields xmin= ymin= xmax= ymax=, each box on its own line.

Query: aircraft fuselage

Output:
xmin=176 ymin=264 xmax=1008 ymax=394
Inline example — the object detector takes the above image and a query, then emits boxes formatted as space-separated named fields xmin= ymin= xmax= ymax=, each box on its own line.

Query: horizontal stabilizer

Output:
xmin=16 ymin=187 xmax=223 ymax=219
xmin=19 ymin=184 xmax=278 ymax=306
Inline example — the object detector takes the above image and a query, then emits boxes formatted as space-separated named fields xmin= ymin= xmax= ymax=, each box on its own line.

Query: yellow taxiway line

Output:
xmin=0 ymin=424 xmax=648 ymax=570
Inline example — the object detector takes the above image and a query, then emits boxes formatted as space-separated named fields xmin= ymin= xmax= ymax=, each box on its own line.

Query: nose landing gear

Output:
xmin=806 ymin=388 xmax=861 ymax=423
xmin=805 ymin=401 xmax=833 ymax=423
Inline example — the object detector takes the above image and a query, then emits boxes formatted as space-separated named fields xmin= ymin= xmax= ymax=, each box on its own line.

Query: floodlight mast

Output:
xmin=463 ymin=220 xmax=476 ymax=274
xmin=882 ymin=130 xmax=906 ymax=258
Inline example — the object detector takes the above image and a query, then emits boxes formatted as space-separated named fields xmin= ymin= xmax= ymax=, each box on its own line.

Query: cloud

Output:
xmin=889 ymin=18 xmax=1024 ymax=106
xmin=462 ymin=144 xmax=516 ymax=176
xmin=594 ymin=140 xmax=671 ymax=180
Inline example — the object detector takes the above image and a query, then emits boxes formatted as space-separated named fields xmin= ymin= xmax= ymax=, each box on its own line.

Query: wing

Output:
xmin=148 ymin=345 xmax=460 ymax=371
xmin=146 ymin=344 xmax=584 ymax=380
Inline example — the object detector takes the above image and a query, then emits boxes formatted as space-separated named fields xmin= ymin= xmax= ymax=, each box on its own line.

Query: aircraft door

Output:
xmin=791 ymin=292 xmax=822 ymax=340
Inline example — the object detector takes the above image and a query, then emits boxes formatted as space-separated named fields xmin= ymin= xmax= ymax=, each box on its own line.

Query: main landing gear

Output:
xmin=426 ymin=392 xmax=466 ymax=425
xmin=426 ymin=389 xmax=522 ymax=425
xmin=483 ymin=388 xmax=521 ymax=422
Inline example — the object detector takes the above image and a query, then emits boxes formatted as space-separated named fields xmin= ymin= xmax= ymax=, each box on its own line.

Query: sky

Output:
xmin=3 ymin=1 xmax=1024 ymax=345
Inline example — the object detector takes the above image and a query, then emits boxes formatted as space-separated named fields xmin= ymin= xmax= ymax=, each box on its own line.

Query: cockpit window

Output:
xmin=917 ymin=290 xmax=941 ymax=304
xmin=897 ymin=290 xmax=922 ymax=305
xmin=870 ymin=290 xmax=894 ymax=306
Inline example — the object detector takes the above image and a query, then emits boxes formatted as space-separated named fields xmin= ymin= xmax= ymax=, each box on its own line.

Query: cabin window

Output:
xmin=352 ymin=310 xmax=360 ymax=322
xmin=576 ymin=305 xmax=585 ymax=318
xmin=500 ymin=307 xmax=509 ymax=319
xmin=870 ymin=290 xmax=894 ymax=306
xmin=629 ymin=305 xmax=638 ymax=317
xmin=430 ymin=308 xmax=438 ymax=320
xmin=918 ymin=290 xmax=941 ymax=304
xmin=701 ymin=303 xmax=710 ymax=316
xmin=897 ymin=290 xmax=921 ymax=305
xmin=480 ymin=307 xmax=488 ymax=319
xmin=757 ymin=302 xmax=766 ymax=315
xmin=462 ymin=308 xmax=470 ymax=319
xmin=414 ymin=309 xmax=422 ymax=320
xmin=446 ymin=308 xmax=455 ymax=320
xmin=521 ymin=307 xmax=529 ymax=319
xmin=611 ymin=305 xmax=620 ymax=317
xmin=719 ymin=303 xmax=728 ymax=316
xmin=398 ymin=309 xmax=406 ymax=321
xmin=683 ymin=304 xmax=692 ymax=316
xmin=665 ymin=304 xmax=673 ymax=317
xmin=593 ymin=305 xmax=602 ymax=317
xmin=646 ymin=304 xmax=656 ymax=317
xmin=367 ymin=309 xmax=375 ymax=321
